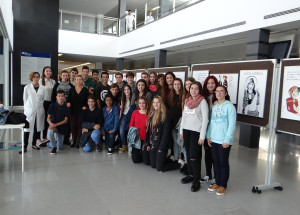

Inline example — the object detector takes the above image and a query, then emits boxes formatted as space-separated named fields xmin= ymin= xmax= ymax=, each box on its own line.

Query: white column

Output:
xmin=3 ymin=38 xmax=9 ymax=108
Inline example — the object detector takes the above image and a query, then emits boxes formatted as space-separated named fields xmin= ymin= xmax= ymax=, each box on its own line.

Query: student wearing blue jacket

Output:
xmin=102 ymin=94 xmax=120 ymax=154
xmin=206 ymin=85 xmax=236 ymax=196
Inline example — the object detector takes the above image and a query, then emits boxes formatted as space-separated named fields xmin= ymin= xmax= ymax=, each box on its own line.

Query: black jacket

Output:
xmin=145 ymin=112 xmax=171 ymax=152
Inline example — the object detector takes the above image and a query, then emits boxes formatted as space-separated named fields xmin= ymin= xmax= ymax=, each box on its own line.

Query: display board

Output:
xmin=192 ymin=70 xmax=209 ymax=85
xmin=277 ymin=60 xmax=300 ymax=135
xmin=148 ymin=66 xmax=189 ymax=83
xmin=21 ymin=51 xmax=51 ymax=85
xmin=192 ymin=60 xmax=275 ymax=127
xmin=212 ymin=73 xmax=239 ymax=104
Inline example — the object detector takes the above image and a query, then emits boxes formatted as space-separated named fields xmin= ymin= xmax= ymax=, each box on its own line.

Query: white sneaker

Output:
xmin=200 ymin=176 xmax=210 ymax=184
xmin=210 ymin=178 xmax=216 ymax=185
xmin=107 ymin=148 xmax=113 ymax=155
xmin=178 ymin=159 xmax=185 ymax=167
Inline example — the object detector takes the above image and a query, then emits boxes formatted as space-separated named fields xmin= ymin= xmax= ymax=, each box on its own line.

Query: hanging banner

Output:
xmin=21 ymin=51 xmax=51 ymax=85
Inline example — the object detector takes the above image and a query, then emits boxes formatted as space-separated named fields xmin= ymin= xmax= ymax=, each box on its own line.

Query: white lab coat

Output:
xmin=23 ymin=83 xmax=45 ymax=132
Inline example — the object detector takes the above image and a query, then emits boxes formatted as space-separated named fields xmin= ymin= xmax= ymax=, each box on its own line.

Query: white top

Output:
xmin=39 ymin=78 xmax=56 ymax=101
xmin=123 ymin=100 xmax=130 ymax=115
xmin=126 ymin=14 xmax=135 ymax=28
xmin=180 ymin=99 xmax=209 ymax=140
xmin=145 ymin=16 xmax=154 ymax=24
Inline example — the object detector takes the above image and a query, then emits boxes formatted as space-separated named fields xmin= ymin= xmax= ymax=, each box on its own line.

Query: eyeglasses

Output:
xmin=215 ymin=90 xmax=225 ymax=94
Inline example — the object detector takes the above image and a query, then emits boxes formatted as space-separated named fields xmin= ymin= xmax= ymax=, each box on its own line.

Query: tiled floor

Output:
xmin=0 ymin=123 xmax=299 ymax=215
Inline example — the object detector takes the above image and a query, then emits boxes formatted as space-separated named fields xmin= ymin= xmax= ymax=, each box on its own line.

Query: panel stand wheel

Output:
xmin=251 ymin=183 xmax=282 ymax=194
xmin=274 ymin=186 xmax=283 ymax=191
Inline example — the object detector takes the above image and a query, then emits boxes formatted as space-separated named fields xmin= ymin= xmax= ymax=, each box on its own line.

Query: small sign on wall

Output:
xmin=21 ymin=51 xmax=51 ymax=85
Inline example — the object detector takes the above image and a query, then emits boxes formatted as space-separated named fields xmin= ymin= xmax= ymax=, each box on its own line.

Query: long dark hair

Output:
xmin=163 ymin=71 xmax=176 ymax=106
xmin=182 ymin=77 xmax=195 ymax=108
xmin=41 ymin=66 xmax=52 ymax=86
xmin=169 ymin=78 xmax=183 ymax=109
xmin=121 ymin=84 xmax=132 ymax=109
xmin=217 ymin=85 xmax=230 ymax=101
xmin=137 ymin=96 xmax=150 ymax=116
xmin=157 ymin=73 xmax=165 ymax=98
xmin=202 ymin=76 xmax=219 ymax=105
xmin=188 ymin=81 xmax=208 ymax=104
xmin=135 ymin=79 xmax=148 ymax=101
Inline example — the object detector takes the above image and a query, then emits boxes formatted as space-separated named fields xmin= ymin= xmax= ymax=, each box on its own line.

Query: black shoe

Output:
xmin=32 ymin=145 xmax=40 ymax=150
xmin=70 ymin=141 xmax=76 ymax=148
xmin=64 ymin=140 xmax=71 ymax=145
xmin=191 ymin=182 xmax=201 ymax=192
xmin=19 ymin=148 xmax=27 ymax=154
xmin=181 ymin=175 xmax=194 ymax=184
xmin=96 ymin=145 xmax=102 ymax=152
xmin=76 ymin=142 xmax=80 ymax=148
xmin=180 ymin=164 xmax=188 ymax=175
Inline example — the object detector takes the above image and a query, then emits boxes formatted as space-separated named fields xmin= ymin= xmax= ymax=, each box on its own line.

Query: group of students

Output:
xmin=22 ymin=66 xmax=236 ymax=196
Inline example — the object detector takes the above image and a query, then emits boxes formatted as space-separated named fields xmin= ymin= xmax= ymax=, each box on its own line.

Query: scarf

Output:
xmin=185 ymin=94 xmax=205 ymax=109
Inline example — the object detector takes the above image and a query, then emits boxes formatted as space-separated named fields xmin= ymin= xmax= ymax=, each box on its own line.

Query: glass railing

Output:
xmin=59 ymin=0 xmax=202 ymax=36
xmin=59 ymin=10 xmax=119 ymax=35
xmin=120 ymin=0 xmax=202 ymax=35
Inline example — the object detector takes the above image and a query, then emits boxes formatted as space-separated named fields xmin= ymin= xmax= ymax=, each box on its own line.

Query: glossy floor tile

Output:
xmin=0 ymin=123 xmax=300 ymax=215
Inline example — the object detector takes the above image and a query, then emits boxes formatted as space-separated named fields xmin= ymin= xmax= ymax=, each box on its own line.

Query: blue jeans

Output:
xmin=119 ymin=115 xmax=129 ymax=146
xmin=172 ymin=128 xmax=180 ymax=159
xmin=211 ymin=142 xmax=231 ymax=188
xmin=47 ymin=128 xmax=64 ymax=152
xmin=91 ymin=129 xmax=102 ymax=146
xmin=172 ymin=129 xmax=187 ymax=161
xmin=105 ymin=132 xmax=115 ymax=149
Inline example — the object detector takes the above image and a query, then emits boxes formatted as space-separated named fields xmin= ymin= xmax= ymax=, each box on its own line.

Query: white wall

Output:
xmin=59 ymin=30 xmax=118 ymax=57
xmin=0 ymin=0 xmax=13 ymax=48
xmin=59 ymin=0 xmax=300 ymax=58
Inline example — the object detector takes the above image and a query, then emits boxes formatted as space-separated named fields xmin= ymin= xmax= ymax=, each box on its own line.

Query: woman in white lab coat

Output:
xmin=20 ymin=72 xmax=45 ymax=154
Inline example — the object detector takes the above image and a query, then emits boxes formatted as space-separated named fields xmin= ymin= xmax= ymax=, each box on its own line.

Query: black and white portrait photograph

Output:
xmin=237 ymin=70 xmax=268 ymax=118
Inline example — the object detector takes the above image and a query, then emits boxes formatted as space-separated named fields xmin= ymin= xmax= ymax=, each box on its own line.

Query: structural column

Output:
xmin=118 ymin=0 xmax=127 ymax=35
xmin=239 ymin=29 xmax=270 ymax=148
xmin=116 ymin=58 xmax=124 ymax=71
xmin=155 ymin=49 xmax=167 ymax=68
xmin=159 ymin=0 xmax=169 ymax=17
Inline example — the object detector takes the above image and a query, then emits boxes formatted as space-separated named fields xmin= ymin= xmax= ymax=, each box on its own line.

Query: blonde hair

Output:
xmin=148 ymin=95 xmax=167 ymax=126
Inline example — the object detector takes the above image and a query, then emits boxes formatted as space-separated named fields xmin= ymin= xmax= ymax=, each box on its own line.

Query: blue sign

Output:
xmin=21 ymin=51 xmax=51 ymax=58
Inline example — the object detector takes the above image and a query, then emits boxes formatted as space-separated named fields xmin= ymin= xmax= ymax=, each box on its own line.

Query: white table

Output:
xmin=0 ymin=123 xmax=25 ymax=172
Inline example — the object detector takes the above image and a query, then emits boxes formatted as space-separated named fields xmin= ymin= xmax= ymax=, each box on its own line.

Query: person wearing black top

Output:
xmin=67 ymin=75 xmax=89 ymax=148
xmin=144 ymin=95 xmax=181 ymax=172
xmin=47 ymin=90 xmax=70 ymax=154
xmin=95 ymin=72 xmax=110 ymax=108
xmin=79 ymin=95 xmax=104 ymax=152
xmin=51 ymin=70 xmax=74 ymax=145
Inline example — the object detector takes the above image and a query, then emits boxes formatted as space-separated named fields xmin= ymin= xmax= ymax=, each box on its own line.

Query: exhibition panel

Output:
xmin=191 ymin=60 xmax=276 ymax=127
xmin=148 ymin=66 xmax=189 ymax=83
xmin=277 ymin=59 xmax=300 ymax=135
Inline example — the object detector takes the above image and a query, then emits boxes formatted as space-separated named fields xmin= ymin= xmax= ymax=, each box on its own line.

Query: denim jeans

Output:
xmin=211 ymin=142 xmax=231 ymax=188
xmin=91 ymin=129 xmax=102 ymax=146
xmin=172 ymin=128 xmax=180 ymax=159
xmin=105 ymin=132 xmax=115 ymax=149
xmin=172 ymin=129 xmax=187 ymax=161
xmin=47 ymin=128 xmax=64 ymax=152
xmin=119 ymin=115 xmax=129 ymax=146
